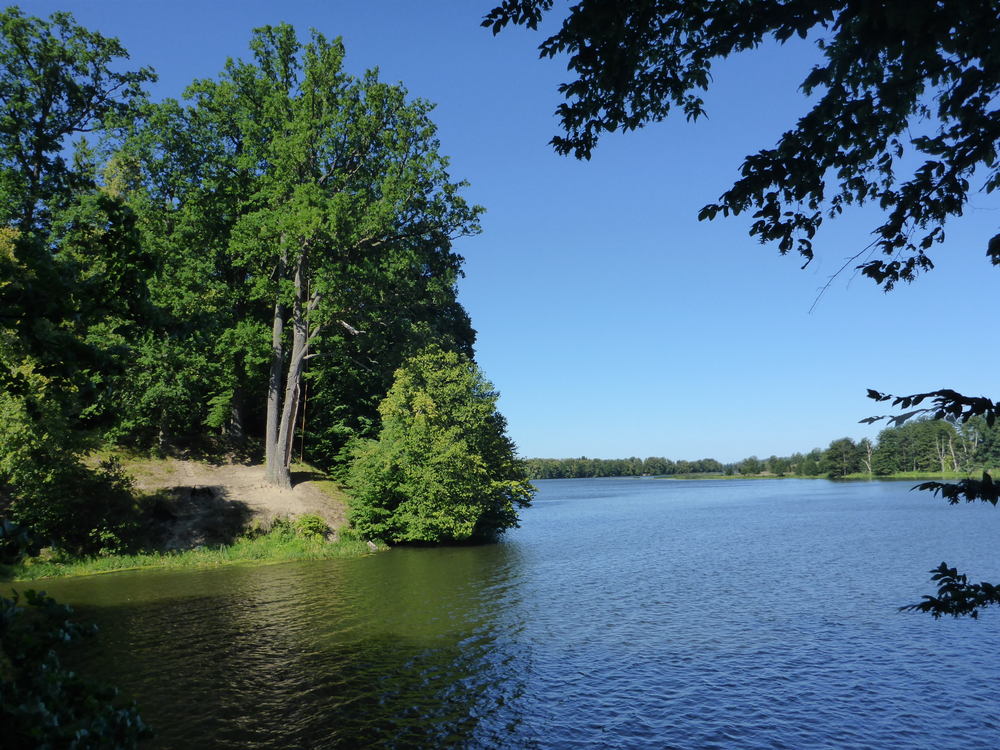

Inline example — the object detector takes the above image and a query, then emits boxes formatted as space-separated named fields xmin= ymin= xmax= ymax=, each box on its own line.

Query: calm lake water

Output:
xmin=33 ymin=478 xmax=1000 ymax=749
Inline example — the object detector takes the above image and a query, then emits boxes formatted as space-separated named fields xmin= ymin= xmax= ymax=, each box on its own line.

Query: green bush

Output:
xmin=6 ymin=456 xmax=142 ymax=555
xmin=347 ymin=347 xmax=535 ymax=544
xmin=294 ymin=514 xmax=329 ymax=540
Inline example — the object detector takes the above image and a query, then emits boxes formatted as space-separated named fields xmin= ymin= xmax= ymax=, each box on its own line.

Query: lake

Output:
xmin=31 ymin=478 xmax=1000 ymax=749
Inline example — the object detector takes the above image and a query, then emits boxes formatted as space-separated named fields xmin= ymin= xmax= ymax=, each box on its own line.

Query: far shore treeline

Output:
xmin=527 ymin=416 xmax=1000 ymax=480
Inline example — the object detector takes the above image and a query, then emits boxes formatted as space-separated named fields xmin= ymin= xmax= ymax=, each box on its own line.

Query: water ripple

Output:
xmin=43 ymin=479 xmax=1000 ymax=749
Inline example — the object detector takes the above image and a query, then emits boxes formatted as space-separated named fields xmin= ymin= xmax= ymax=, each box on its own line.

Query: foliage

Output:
xmin=0 ymin=8 xmax=157 ymax=554
xmin=913 ymin=471 xmax=999 ymax=508
xmin=0 ymin=366 xmax=143 ymax=554
xmin=863 ymin=389 xmax=999 ymax=429
xmin=0 ymin=7 xmax=153 ymax=231
xmin=485 ymin=0 xmax=1000 ymax=288
xmin=293 ymin=514 xmax=330 ymax=541
xmin=107 ymin=23 xmax=482 ymax=482
xmin=1 ymin=589 xmax=153 ymax=748
xmin=1 ymin=451 xmax=142 ymax=556
xmin=0 ymin=517 xmax=45 ymax=566
xmin=348 ymin=347 xmax=534 ymax=543
xmin=900 ymin=562 xmax=1000 ymax=620
xmin=4 ymin=7 xmax=480 ymax=564
xmin=740 ymin=456 xmax=763 ymax=476
xmin=820 ymin=437 xmax=861 ymax=478
xmin=0 ymin=8 xmax=154 ymax=403
xmin=525 ymin=455 xmax=722 ymax=479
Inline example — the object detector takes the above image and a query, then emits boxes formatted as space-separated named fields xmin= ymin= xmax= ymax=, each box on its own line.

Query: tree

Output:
xmin=1 ymin=8 xmax=154 ymax=400
xmin=858 ymin=437 xmax=875 ymax=476
xmin=0 ymin=8 xmax=153 ymax=234
xmin=1 ymin=9 xmax=155 ymax=550
xmin=101 ymin=97 xmax=270 ymax=450
xmin=103 ymin=25 xmax=481 ymax=475
xmin=485 ymin=0 xmax=998 ymax=616
xmin=820 ymin=437 xmax=860 ymax=478
xmin=347 ymin=346 xmax=535 ymax=544
xmin=188 ymin=25 xmax=482 ymax=489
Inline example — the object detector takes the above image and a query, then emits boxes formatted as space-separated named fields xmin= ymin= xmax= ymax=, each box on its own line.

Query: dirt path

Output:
xmin=127 ymin=457 xmax=350 ymax=550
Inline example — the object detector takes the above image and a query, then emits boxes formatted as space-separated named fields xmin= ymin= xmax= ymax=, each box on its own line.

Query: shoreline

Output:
xmin=531 ymin=471 xmax=979 ymax=482
xmin=2 ymin=454 xmax=370 ymax=582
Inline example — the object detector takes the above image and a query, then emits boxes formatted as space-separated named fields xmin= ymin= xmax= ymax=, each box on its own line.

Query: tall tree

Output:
xmin=486 ymin=0 xmax=999 ymax=617
xmin=208 ymin=26 xmax=482 ymax=489
xmin=0 ymin=8 xmax=154 ymax=398
xmin=106 ymin=92 xmax=271 ymax=449
xmin=0 ymin=8 xmax=155 ymax=548
xmin=820 ymin=437 xmax=860 ymax=478
xmin=108 ymin=25 xmax=481 ymax=479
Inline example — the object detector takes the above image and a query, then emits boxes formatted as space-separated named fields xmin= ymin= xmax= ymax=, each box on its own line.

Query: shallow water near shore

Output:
xmin=34 ymin=478 xmax=1000 ymax=749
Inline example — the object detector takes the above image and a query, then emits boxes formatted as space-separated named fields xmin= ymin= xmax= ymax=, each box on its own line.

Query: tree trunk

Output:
xmin=264 ymin=246 xmax=288 ymax=485
xmin=265 ymin=240 xmax=315 ymax=490
xmin=272 ymin=251 xmax=310 ymax=489
xmin=229 ymin=382 xmax=247 ymax=446
xmin=229 ymin=308 xmax=248 ymax=446
xmin=157 ymin=408 xmax=171 ymax=455
xmin=935 ymin=437 xmax=948 ymax=474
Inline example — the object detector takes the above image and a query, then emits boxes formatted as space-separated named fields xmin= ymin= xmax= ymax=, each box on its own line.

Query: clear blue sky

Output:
xmin=22 ymin=1 xmax=999 ymax=463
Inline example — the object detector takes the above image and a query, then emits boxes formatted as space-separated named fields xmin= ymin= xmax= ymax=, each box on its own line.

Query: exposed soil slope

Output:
xmin=126 ymin=457 xmax=350 ymax=550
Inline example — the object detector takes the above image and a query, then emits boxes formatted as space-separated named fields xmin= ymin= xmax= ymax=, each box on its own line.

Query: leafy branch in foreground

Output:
xmin=913 ymin=471 xmax=999 ymax=508
xmin=861 ymin=389 xmax=999 ymax=429
xmin=863 ymin=390 xmax=998 ymax=618
xmin=900 ymin=563 xmax=1000 ymax=620
xmin=484 ymin=0 xmax=1000 ymax=290
xmin=1 ymin=589 xmax=153 ymax=748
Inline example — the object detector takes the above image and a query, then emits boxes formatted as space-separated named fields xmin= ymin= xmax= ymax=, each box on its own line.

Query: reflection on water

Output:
xmin=38 ymin=479 xmax=1000 ymax=749
xmin=55 ymin=553 xmax=533 ymax=749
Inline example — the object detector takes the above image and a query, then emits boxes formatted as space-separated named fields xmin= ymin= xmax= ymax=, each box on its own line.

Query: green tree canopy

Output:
xmin=197 ymin=25 xmax=482 ymax=489
xmin=485 ymin=0 xmax=1000 ymax=287
xmin=1 ymin=8 xmax=154 ymax=551
xmin=101 ymin=24 xmax=481 ymax=477
xmin=347 ymin=347 xmax=534 ymax=544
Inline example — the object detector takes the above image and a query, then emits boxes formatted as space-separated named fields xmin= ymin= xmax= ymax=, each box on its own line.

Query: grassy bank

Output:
xmin=1 ymin=520 xmax=375 ymax=582
xmin=839 ymin=470 xmax=981 ymax=480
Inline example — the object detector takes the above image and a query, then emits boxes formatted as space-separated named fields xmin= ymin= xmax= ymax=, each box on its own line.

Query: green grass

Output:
xmin=840 ymin=470 xmax=974 ymax=480
xmin=0 ymin=524 xmax=374 ymax=582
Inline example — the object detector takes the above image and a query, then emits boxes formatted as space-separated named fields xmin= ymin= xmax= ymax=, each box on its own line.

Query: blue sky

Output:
xmin=22 ymin=1 xmax=999 ymax=463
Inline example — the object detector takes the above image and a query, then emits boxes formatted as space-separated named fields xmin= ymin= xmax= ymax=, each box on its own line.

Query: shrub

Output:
xmin=347 ymin=346 xmax=534 ymax=544
xmin=294 ymin=514 xmax=329 ymax=540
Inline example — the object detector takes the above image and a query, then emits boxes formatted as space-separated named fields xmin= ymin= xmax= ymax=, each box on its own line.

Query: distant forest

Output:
xmin=526 ymin=417 xmax=1000 ymax=480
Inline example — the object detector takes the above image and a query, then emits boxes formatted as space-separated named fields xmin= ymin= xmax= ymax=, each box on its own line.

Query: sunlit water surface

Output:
xmin=37 ymin=478 xmax=1000 ymax=749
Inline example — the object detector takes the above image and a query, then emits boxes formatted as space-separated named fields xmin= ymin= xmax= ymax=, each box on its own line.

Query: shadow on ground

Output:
xmin=149 ymin=486 xmax=253 ymax=551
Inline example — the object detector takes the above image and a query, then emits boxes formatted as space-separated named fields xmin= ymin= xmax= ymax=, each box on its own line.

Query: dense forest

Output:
xmin=527 ymin=416 xmax=1000 ymax=480
xmin=0 ymin=9 xmax=532 ymax=553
